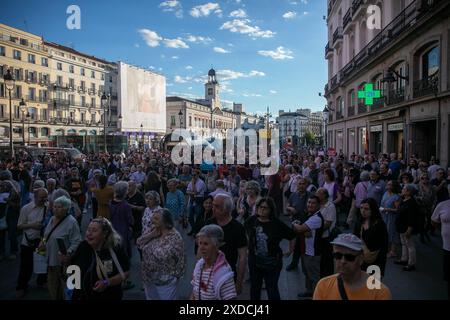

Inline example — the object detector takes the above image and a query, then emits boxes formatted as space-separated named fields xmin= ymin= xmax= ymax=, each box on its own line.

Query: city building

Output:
xmin=277 ymin=108 xmax=323 ymax=146
xmin=165 ymin=68 xmax=262 ymax=148
xmin=0 ymin=23 xmax=118 ymax=150
xmin=324 ymin=0 xmax=450 ymax=166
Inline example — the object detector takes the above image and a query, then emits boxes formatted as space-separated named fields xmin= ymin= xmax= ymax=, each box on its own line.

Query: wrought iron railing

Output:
xmin=343 ymin=8 xmax=352 ymax=30
xmin=413 ymin=74 xmax=439 ymax=98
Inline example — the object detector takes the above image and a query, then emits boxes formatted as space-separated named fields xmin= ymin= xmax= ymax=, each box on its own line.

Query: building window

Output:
xmin=91 ymin=113 xmax=96 ymax=123
xmin=81 ymin=113 xmax=85 ymax=122
xmin=0 ymin=46 xmax=5 ymax=56
xmin=28 ymin=54 xmax=35 ymax=64
xmin=15 ymin=86 xmax=22 ymax=99
xmin=91 ymin=97 xmax=95 ymax=108
xmin=422 ymin=46 xmax=439 ymax=78
xmin=0 ymin=85 xmax=4 ymax=98
xmin=69 ymin=65 xmax=74 ymax=73
xmin=0 ymin=104 xmax=5 ymax=118
xmin=80 ymin=81 xmax=85 ymax=91
xmin=28 ymin=88 xmax=36 ymax=101
xmin=41 ymin=57 xmax=48 ymax=67
xmin=41 ymin=128 xmax=49 ymax=137
xmin=57 ymin=62 xmax=62 ymax=71
xmin=69 ymin=78 xmax=75 ymax=89
xmin=189 ymin=116 xmax=192 ymax=126
xmin=57 ymin=76 xmax=63 ymax=85
xmin=208 ymin=88 xmax=213 ymax=95
xmin=14 ymin=69 xmax=21 ymax=81
xmin=14 ymin=105 xmax=20 ymax=119
xmin=81 ymin=96 xmax=86 ymax=107
xmin=91 ymin=83 xmax=95 ymax=91
xmin=171 ymin=116 xmax=176 ymax=126
xmin=109 ymin=75 xmax=113 ymax=83
xmin=91 ymin=71 xmax=95 ymax=79
xmin=13 ymin=50 xmax=21 ymax=60
xmin=69 ymin=94 xmax=75 ymax=105
xmin=101 ymin=73 xmax=105 ymax=80
xmin=81 ymin=68 xmax=85 ymax=76
xmin=40 ymin=109 xmax=47 ymax=121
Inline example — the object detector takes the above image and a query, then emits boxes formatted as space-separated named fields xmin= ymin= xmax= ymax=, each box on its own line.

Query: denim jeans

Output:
xmin=188 ymin=201 xmax=203 ymax=230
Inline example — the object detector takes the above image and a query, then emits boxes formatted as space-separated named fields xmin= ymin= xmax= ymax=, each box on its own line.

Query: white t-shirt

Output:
xmin=321 ymin=201 xmax=337 ymax=238
xmin=304 ymin=212 xmax=323 ymax=256
xmin=431 ymin=199 xmax=450 ymax=251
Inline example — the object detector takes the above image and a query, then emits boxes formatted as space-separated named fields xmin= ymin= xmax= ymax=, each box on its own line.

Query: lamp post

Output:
xmin=26 ymin=111 xmax=31 ymax=145
xmin=140 ymin=123 xmax=143 ymax=151
xmin=101 ymin=93 xmax=108 ymax=153
xmin=322 ymin=106 xmax=330 ymax=151
xmin=4 ymin=70 xmax=15 ymax=157
xmin=20 ymin=99 xmax=27 ymax=145
xmin=293 ymin=119 xmax=297 ymax=149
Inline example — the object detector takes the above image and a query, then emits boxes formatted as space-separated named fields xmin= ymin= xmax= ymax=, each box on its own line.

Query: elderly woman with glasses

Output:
xmin=70 ymin=218 xmax=130 ymax=300
xmin=244 ymin=197 xmax=296 ymax=300
xmin=380 ymin=180 xmax=401 ymax=258
xmin=138 ymin=208 xmax=185 ymax=300
xmin=142 ymin=191 xmax=162 ymax=236
xmin=109 ymin=181 xmax=134 ymax=258
xmin=191 ymin=224 xmax=237 ymax=300
xmin=41 ymin=196 xmax=81 ymax=300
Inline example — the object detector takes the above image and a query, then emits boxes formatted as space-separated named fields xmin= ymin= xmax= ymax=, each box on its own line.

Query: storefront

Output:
xmin=369 ymin=124 xmax=383 ymax=155
xmin=387 ymin=122 xmax=405 ymax=160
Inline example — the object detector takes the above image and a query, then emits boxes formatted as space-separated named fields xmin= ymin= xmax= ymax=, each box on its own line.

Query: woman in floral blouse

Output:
xmin=137 ymin=208 xmax=185 ymax=300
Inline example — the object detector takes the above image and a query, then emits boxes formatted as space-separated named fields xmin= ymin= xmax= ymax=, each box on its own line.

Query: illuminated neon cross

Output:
xmin=358 ymin=83 xmax=381 ymax=106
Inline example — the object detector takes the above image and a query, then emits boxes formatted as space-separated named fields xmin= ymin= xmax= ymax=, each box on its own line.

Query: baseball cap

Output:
xmin=330 ymin=233 xmax=363 ymax=252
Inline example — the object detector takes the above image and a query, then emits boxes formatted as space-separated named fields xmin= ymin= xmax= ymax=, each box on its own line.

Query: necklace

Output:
xmin=198 ymin=258 xmax=216 ymax=300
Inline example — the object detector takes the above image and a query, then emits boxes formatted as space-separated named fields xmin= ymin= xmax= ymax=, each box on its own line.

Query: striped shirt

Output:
xmin=191 ymin=264 xmax=237 ymax=300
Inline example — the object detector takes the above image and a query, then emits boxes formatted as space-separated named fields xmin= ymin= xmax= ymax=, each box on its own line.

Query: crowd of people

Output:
xmin=0 ymin=146 xmax=449 ymax=300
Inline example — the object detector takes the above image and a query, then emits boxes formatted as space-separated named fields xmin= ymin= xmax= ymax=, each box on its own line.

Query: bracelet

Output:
xmin=102 ymin=279 xmax=109 ymax=287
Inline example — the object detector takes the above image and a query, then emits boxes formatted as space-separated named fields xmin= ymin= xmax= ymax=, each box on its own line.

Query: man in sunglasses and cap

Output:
xmin=313 ymin=233 xmax=391 ymax=300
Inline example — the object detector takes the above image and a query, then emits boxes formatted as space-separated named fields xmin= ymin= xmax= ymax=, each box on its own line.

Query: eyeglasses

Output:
xmin=258 ymin=205 xmax=270 ymax=209
xmin=333 ymin=252 xmax=358 ymax=262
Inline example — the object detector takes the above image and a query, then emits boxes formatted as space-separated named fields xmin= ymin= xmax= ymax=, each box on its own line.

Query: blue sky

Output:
xmin=1 ymin=0 xmax=327 ymax=116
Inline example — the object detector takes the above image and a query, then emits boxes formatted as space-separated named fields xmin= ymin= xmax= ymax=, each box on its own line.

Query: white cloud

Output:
xmin=301 ymin=0 xmax=308 ymax=4
xmin=188 ymin=87 xmax=193 ymax=90
xmin=283 ymin=11 xmax=297 ymax=19
xmin=138 ymin=29 xmax=162 ymax=47
xmin=190 ymin=3 xmax=222 ymax=18
xmin=220 ymin=19 xmax=276 ymax=38
xmin=229 ymin=9 xmax=247 ymax=18
xmin=217 ymin=69 xmax=265 ymax=81
xmin=172 ymin=56 xmax=179 ymax=59
xmin=134 ymin=43 xmax=140 ymax=48
xmin=159 ymin=1 xmax=183 ymax=18
xmin=174 ymin=75 xmax=189 ymax=83
xmin=243 ymin=93 xmax=262 ymax=97
xmin=185 ymin=35 xmax=213 ymax=44
xmin=214 ymin=47 xmax=230 ymax=53
xmin=303 ymin=11 xmax=309 ymax=15
xmin=270 ymin=90 xmax=277 ymax=94
xmin=258 ymin=46 xmax=294 ymax=60
xmin=185 ymin=65 xmax=193 ymax=70
xmin=163 ymin=38 xmax=189 ymax=49
xmin=228 ymin=43 xmax=234 ymax=47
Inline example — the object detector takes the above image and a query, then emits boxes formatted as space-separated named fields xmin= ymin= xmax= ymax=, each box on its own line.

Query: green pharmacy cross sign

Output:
xmin=358 ymin=83 xmax=381 ymax=106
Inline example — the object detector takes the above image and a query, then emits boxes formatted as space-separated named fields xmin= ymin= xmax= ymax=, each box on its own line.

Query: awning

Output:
xmin=67 ymin=129 xmax=77 ymax=135
xmin=89 ymin=130 xmax=97 ymax=135
xmin=79 ymin=130 xmax=87 ymax=136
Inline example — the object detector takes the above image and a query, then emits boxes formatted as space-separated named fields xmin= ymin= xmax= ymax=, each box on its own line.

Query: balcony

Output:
xmin=357 ymin=103 xmax=367 ymax=114
xmin=336 ymin=111 xmax=344 ymax=120
xmin=39 ymin=79 xmax=50 ymax=87
xmin=348 ymin=105 xmax=355 ymax=117
xmin=88 ymin=89 xmax=97 ymax=95
xmin=0 ymin=33 xmax=49 ymax=53
xmin=53 ymin=99 xmax=70 ymax=107
xmin=327 ymin=0 xmax=336 ymax=16
xmin=352 ymin=0 xmax=364 ymax=17
xmin=25 ymin=95 xmax=38 ymax=102
xmin=325 ymin=43 xmax=333 ymax=58
xmin=337 ymin=0 xmax=446 ymax=88
xmin=78 ymin=86 xmax=87 ymax=94
xmin=324 ymin=84 xmax=329 ymax=96
xmin=370 ymin=97 xmax=385 ymax=112
xmin=343 ymin=8 xmax=353 ymax=31
xmin=333 ymin=27 xmax=343 ymax=46
xmin=330 ymin=73 xmax=340 ymax=92
xmin=413 ymin=75 xmax=439 ymax=98
xmin=386 ymin=88 xmax=405 ymax=105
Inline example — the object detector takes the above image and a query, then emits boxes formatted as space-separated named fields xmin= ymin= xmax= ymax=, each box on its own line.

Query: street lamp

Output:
xmin=19 ymin=99 xmax=27 ymax=145
xmin=322 ymin=106 xmax=330 ymax=151
xmin=26 ymin=111 xmax=31 ymax=145
xmin=4 ymin=70 xmax=15 ymax=157
xmin=140 ymin=123 xmax=143 ymax=151
xmin=101 ymin=93 xmax=108 ymax=153
xmin=178 ymin=109 xmax=183 ymax=129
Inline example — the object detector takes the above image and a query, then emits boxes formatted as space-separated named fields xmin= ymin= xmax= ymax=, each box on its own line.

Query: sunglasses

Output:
xmin=333 ymin=252 xmax=359 ymax=262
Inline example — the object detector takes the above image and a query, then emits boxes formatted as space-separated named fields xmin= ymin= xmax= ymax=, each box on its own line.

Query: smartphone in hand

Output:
xmin=56 ymin=238 xmax=67 ymax=255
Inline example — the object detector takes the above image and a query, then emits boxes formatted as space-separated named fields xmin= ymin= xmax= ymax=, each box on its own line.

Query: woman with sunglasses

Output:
xmin=244 ymin=197 xmax=296 ymax=300
xmin=354 ymin=198 xmax=388 ymax=277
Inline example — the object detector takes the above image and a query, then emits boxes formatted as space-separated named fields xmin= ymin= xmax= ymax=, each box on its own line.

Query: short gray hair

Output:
xmin=196 ymin=224 xmax=225 ymax=248
xmin=33 ymin=180 xmax=45 ymax=190
xmin=215 ymin=194 xmax=234 ymax=214
xmin=52 ymin=188 xmax=70 ymax=202
xmin=404 ymin=184 xmax=417 ymax=195
xmin=114 ymin=181 xmax=129 ymax=200
xmin=360 ymin=171 xmax=370 ymax=182
xmin=46 ymin=178 xmax=56 ymax=186
xmin=145 ymin=190 xmax=161 ymax=205
xmin=245 ymin=180 xmax=261 ymax=194
xmin=54 ymin=196 xmax=72 ymax=211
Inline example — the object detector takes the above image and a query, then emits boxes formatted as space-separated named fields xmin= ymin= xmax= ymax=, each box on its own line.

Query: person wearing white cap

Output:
xmin=313 ymin=233 xmax=391 ymax=300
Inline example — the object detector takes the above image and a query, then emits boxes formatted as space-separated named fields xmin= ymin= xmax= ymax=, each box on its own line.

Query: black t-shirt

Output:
xmin=244 ymin=216 xmax=296 ymax=258
xmin=396 ymin=198 xmax=419 ymax=234
xmin=71 ymin=241 xmax=130 ymax=300
xmin=127 ymin=191 xmax=146 ymax=236
xmin=205 ymin=217 xmax=248 ymax=273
